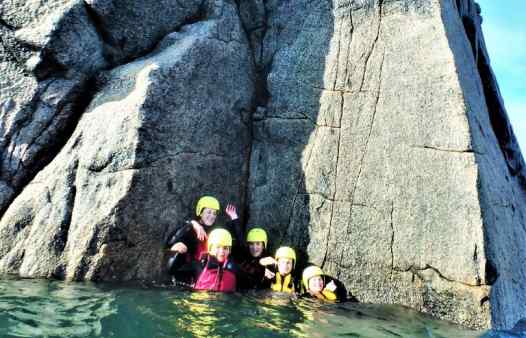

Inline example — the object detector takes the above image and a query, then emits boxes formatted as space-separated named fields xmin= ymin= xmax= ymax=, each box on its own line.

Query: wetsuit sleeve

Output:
xmin=224 ymin=218 xmax=244 ymax=247
xmin=166 ymin=221 xmax=197 ymax=253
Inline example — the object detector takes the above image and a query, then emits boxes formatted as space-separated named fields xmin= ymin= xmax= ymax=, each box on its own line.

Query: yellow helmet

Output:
xmin=302 ymin=265 xmax=324 ymax=289
xmin=195 ymin=196 xmax=220 ymax=216
xmin=246 ymin=228 xmax=268 ymax=247
xmin=275 ymin=246 xmax=296 ymax=265
xmin=207 ymin=228 xmax=232 ymax=252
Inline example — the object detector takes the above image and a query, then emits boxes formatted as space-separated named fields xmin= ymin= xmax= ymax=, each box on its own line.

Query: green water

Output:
xmin=0 ymin=277 xmax=486 ymax=338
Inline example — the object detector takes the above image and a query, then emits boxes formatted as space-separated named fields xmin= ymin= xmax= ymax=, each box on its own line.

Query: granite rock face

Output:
xmin=0 ymin=0 xmax=525 ymax=330
xmin=246 ymin=0 xmax=526 ymax=330
xmin=0 ymin=0 xmax=254 ymax=280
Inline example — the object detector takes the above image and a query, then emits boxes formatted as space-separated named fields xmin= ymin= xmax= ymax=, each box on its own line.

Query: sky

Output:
xmin=477 ymin=0 xmax=526 ymax=153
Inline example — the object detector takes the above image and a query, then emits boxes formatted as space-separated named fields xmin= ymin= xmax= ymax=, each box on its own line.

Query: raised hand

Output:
xmin=326 ymin=280 xmax=337 ymax=292
xmin=171 ymin=242 xmax=188 ymax=254
xmin=191 ymin=220 xmax=207 ymax=241
xmin=264 ymin=268 xmax=276 ymax=279
xmin=225 ymin=204 xmax=238 ymax=220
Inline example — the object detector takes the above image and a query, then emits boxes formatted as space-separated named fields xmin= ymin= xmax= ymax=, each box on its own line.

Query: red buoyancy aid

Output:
xmin=194 ymin=255 xmax=237 ymax=292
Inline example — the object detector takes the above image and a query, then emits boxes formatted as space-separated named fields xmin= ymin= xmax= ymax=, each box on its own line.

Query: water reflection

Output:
xmin=0 ymin=278 xmax=486 ymax=338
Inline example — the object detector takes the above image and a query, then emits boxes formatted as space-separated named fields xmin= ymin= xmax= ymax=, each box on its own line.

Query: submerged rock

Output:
xmin=0 ymin=0 xmax=524 ymax=330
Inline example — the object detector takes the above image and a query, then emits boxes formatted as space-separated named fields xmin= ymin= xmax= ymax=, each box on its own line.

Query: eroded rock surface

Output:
xmin=0 ymin=0 xmax=524 ymax=330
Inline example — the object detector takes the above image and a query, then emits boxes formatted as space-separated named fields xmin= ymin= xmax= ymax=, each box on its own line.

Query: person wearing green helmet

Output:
xmin=300 ymin=265 xmax=353 ymax=302
xmin=165 ymin=196 xmax=242 ymax=285
xmin=260 ymin=246 xmax=298 ymax=294
xmin=235 ymin=227 xmax=273 ymax=290
xmin=194 ymin=228 xmax=238 ymax=292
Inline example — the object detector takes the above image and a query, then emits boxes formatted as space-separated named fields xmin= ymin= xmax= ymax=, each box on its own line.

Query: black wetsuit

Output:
xmin=235 ymin=247 xmax=271 ymax=290
xmin=165 ymin=218 xmax=242 ymax=284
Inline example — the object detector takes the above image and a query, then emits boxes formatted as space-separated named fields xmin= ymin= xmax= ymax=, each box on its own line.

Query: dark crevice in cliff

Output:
xmin=52 ymin=163 xmax=78 ymax=254
xmin=232 ymin=0 xmax=270 ymax=228
xmin=343 ymin=11 xmax=355 ymax=89
xmin=0 ymin=76 xmax=97 ymax=219
xmin=82 ymin=1 xmax=121 ymax=65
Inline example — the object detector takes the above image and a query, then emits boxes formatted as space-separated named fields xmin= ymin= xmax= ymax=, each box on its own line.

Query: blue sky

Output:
xmin=477 ymin=0 xmax=526 ymax=152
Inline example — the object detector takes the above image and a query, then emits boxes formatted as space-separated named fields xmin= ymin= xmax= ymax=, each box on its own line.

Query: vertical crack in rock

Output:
xmin=336 ymin=2 xmax=385 ymax=277
xmin=359 ymin=0 xmax=383 ymax=92
xmin=343 ymin=10 xmax=355 ymax=89
xmin=322 ymin=91 xmax=345 ymax=269
xmin=331 ymin=19 xmax=343 ymax=91
xmin=324 ymin=6 xmax=355 ymax=269
xmin=284 ymin=127 xmax=319 ymax=244
xmin=53 ymin=160 xmax=79 ymax=255
xmin=389 ymin=200 xmax=395 ymax=280
xmin=234 ymin=0 xmax=268 ymax=226
xmin=350 ymin=50 xmax=384 ymax=202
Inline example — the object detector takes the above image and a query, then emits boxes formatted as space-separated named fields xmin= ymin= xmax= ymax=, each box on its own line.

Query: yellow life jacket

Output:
xmin=321 ymin=289 xmax=337 ymax=301
xmin=271 ymin=273 xmax=295 ymax=293
xmin=310 ymin=288 xmax=337 ymax=301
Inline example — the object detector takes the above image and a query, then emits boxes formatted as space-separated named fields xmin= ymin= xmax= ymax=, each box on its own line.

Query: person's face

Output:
xmin=308 ymin=275 xmax=324 ymax=293
xmin=277 ymin=258 xmax=293 ymax=275
xmin=210 ymin=245 xmax=231 ymax=263
xmin=200 ymin=208 xmax=218 ymax=226
xmin=248 ymin=241 xmax=264 ymax=257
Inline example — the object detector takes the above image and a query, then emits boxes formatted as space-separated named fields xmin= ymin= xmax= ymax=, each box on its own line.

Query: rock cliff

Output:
xmin=1 ymin=0 xmax=524 ymax=330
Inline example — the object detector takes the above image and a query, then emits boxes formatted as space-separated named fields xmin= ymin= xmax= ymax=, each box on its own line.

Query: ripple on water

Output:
xmin=0 ymin=277 xmax=487 ymax=338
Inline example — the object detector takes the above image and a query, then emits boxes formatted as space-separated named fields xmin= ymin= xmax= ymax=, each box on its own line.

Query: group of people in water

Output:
xmin=166 ymin=196 xmax=350 ymax=302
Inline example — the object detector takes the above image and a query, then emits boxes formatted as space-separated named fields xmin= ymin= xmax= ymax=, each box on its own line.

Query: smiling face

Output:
xmin=200 ymin=208 xmax=218 ymax=226
xmin=308 ymin=275 xmax=324 ymax=293
xmin=277 ymin=258 xmax=293 ymax=276
xmin=210 ymin=245 xmax=231 ymax=263
xmin=248 ymin=241 xmax=264 ymax=258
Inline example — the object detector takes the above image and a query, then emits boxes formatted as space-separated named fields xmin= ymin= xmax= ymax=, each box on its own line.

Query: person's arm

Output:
xmin=166 ymin=221 xmax=193 ymax=248
xmin=166 ymin=221 xmax=199 ymax=255
xmin=224 ymin=204 xmax=244 ymax=246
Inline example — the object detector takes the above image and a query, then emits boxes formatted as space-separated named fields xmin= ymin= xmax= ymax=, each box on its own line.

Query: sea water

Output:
xmin=0 ymin=277 xmax=490 ymax=338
